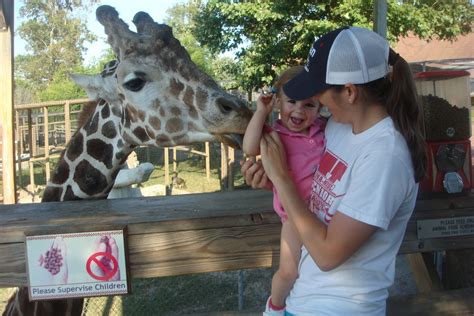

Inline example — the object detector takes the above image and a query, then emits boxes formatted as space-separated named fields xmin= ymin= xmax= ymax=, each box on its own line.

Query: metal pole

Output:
xmin=374 ymin=0 xmax=388 ymax=39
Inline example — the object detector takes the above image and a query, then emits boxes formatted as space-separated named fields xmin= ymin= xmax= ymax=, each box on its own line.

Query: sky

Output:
xmin=14 ymin=0 xmax=187 ymax=65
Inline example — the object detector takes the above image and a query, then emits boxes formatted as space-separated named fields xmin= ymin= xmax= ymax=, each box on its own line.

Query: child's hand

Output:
xmin=256 ymin=93 xmax=275 ymax=116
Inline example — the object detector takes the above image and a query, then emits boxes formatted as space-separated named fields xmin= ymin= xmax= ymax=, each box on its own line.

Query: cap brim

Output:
xmin=282 ymin=69 xmax=330 ymax=100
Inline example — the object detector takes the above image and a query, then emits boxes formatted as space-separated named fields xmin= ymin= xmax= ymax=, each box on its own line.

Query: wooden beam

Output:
xmin=0 ymin=0 xmax=16 ymax=204
xmin=1 ymin=190 xmax=474 ymax=287
xmin=0 ymin=190 xmax=278 ymax=286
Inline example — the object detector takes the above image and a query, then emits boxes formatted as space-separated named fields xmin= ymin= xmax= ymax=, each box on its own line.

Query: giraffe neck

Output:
xmin=42 ymin=99 xmax=135 ymax=202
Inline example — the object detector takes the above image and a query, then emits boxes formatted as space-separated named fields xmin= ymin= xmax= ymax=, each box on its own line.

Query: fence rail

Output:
xmin=1 ymin=190 xmax=474 ymax=287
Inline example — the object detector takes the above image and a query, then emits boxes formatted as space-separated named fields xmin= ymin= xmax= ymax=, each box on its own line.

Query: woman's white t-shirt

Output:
xmin=286 ymin=117 xmax=418 ymax=316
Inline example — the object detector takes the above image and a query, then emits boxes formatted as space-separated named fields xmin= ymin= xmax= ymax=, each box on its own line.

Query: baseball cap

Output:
xmin=283 ymin=26 xmax=390 ymax=100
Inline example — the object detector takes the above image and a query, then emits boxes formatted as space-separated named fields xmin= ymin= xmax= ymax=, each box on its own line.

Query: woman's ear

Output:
xmin=344 ymin=84 xmax=358 ymax=104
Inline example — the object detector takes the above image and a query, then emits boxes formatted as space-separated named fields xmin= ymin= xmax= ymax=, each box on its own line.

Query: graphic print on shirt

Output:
xmin=310 ymin=150 xmax=348 ymax=223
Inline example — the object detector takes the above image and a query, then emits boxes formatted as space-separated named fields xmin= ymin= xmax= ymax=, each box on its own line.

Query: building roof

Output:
xmin=394 ymin=31 xmax=474 ymax=84
xmin=394 ymin=31 xmax=474 ymax=63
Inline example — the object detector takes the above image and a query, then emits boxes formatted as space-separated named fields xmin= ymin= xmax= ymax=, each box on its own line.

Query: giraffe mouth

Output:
xmin=215 ymin=133 xmax=244 ymax=149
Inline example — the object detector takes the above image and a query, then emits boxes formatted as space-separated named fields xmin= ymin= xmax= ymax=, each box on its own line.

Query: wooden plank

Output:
xmin=0 ymin=190 xmax=277 ymax=286
xmin=0 ymin=0 xmax=16 ymax=204
xmin=14 ymin=98 xmax=89 ymax=110
xmin=1 ymin=190 xmax=474 ymax=287
xmin=405 ymin=253 xmax=441 ymax=293
xmin=387 ymin=287 xmax=474 ymax=316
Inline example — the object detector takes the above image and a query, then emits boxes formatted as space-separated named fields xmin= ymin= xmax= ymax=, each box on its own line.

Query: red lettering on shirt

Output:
xmin=310 ymin=150 xmax=347 ymax=223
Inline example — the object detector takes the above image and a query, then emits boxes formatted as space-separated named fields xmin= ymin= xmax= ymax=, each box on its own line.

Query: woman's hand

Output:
xmin=240 ymin=158 xmax=272 ymax=190
xmin=259 ymin=131 xmax=289 ymax=184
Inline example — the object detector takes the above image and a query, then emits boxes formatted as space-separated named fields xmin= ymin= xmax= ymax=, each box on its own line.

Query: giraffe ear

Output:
xmin=71 ymin=74 xmax=104 ymax=101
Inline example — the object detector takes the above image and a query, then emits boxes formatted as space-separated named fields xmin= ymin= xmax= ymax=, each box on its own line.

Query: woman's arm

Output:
xmin=242 ymin=94 xmax=275 ymax=156
xmin=259 ymin=132 xmax=377 ymax=271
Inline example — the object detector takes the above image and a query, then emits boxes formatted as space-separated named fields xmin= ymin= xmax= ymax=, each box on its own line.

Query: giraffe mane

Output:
xmin=77 ymin=101 xmax=99 ymax=129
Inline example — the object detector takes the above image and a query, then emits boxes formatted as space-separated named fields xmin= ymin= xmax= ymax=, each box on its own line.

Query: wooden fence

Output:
xmin=2 ymin=189 xmax=474 ymax=286
xmin=13 ymin=99 xmax=88 ymax=188
xmin=1 ymin=190 xmax=474 ymax=314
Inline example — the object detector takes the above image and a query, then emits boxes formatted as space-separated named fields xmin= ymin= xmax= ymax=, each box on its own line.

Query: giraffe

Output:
xmin=3 ymin=5 xmax=252 ymax=315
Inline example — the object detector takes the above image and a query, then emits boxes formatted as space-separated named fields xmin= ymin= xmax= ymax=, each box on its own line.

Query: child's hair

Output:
xmin=358 ymin=49 xmax=427 ymax=182
xmin=273 ymin=66 xmax=305 ymax=97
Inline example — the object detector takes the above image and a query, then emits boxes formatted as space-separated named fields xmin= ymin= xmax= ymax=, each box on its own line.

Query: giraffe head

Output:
xmin=74 ymin=5 xmax=251 ymax=148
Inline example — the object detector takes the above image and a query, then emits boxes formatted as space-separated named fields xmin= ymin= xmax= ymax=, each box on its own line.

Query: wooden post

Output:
xmin=220 ymin=143 xmax=228 ymax=191
xmin=0 ymin=0 xmax=16 ymax=203
xmin=173 ymin=147 xmax=177 ymax=172
xmin=64 ymin=101 xmax=71 ymax=141
xmin=32 ymin=115 xmax=38 ymax=157
xmin=43 ymin=106 xmax=50 ymax=181
xmin=27 ymin=109 xmax=33 ymax=155
xmin=164 ymin=147 xmax=170 ymax=194
xmin=205 ymin=142 xmax=210 ymax=180
xmin=15 ymin=110 xmax=22 ymax=187
xmin=228 ymin=147 xmax=235 ymax=191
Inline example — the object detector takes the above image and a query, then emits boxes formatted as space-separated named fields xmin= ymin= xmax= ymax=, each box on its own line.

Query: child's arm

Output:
xmin=242 ymin=94 xmax=274 ymax=156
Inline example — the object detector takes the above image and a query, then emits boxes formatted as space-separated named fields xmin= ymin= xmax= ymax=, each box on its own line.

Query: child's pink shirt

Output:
xmin=271 ymin=118 xmax=326 ymax=222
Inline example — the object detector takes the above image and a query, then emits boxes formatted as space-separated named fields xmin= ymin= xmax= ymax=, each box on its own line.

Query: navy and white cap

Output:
xmin=283 ymin=26 xmax=390 ymax=100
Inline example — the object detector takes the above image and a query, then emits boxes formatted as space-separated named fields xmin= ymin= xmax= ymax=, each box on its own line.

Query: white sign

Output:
xmin=26 ymin=230 xmax=129 ymax=301
xmin=417 ymin=216 xmax=474 ymax=239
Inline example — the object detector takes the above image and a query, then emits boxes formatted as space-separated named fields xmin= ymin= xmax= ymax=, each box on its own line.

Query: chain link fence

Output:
xmin=81 ymin=268 xmax=272 ymax=315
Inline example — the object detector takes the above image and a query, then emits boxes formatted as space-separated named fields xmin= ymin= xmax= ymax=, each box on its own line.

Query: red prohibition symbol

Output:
xmin=86 ymin=252 xmax=118 ymax=281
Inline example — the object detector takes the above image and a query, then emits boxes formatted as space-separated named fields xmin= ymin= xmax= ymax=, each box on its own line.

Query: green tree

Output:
xmin=164 ymin=0 xmax=244 ymax=91
xmin=193 ymin=0 xmax=473 ymax=91
xmin=15 ymin=0 xmax=98 ymax=102
xmin=164 ymin=0 xmax=217 ymax=77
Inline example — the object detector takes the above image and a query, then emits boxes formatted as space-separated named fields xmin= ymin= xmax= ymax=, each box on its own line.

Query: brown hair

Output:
xmin=274 ymin=66 xmax=305 ymax=97
xmin=356 ymin=49 xmax=427 ymax=182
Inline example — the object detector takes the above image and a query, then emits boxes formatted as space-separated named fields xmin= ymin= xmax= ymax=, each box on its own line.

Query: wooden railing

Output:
xmin=1 ymin=189 xmax=474 ymax=287
xmin=13 ymin=99 xmax=89 ymax=188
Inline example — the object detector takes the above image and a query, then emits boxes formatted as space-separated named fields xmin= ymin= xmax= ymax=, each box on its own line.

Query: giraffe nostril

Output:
xmin=216 ymin=97 xmax=236 ymax=114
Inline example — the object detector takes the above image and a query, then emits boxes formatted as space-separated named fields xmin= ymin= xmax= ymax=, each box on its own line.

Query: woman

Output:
xmin=241 ymin=26 xmax=426 ymax=315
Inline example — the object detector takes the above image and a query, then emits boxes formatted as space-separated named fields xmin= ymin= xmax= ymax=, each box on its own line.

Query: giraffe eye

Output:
xmin=123 ymin=78 xmax=146 ymax=92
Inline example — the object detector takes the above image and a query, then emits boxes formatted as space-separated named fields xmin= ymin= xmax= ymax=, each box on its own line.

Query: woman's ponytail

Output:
xmin=386 ymin=49 xmax=427 ymax=182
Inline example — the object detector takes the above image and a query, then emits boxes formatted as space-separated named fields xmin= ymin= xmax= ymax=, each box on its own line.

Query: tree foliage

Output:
xmin=164 ymin=0 xmax=239 ymax=87
xmin=164 ymin=0 xmax=214 ymax=76
xmin=15 ymin=0 xmax=98 ymax=102
xmin=193 ymin=0 xmax=473 ymax=91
